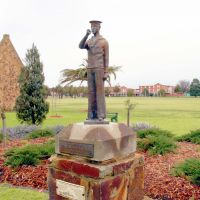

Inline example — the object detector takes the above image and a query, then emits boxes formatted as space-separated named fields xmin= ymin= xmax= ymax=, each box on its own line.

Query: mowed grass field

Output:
xmin=0 ymin=184 xmax=48 ymax=200
xmin=2 ymin=97 xmax=200 ymax=136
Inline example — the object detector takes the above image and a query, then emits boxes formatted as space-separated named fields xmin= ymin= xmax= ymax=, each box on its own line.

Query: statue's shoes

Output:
xmin=98 ymin=117 xmax=104 ymax=121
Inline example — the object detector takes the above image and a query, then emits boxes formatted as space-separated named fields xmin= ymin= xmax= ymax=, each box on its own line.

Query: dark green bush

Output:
xmin=137 ymin=128 xmax=176 ymax=155
xmin=137 ymin=138 xmax=151 ymax=151
xmin=176 ymin=129 xmax=200 ymax=144
xmin=5 ymin=145 xmax=39 ymax=167
xmin=37 ymin=140 xmax=55 ymax=159
xmin=5 ymin=140 xmax=55 ymax=167
xmin=170 ymin=158 xmax=200 ymax=186
xmin=4 ymin=147 xmax=18 ymax=157
xmin=138 ymin=135 xmax=177 ymax=155
xmin=27 ymin=129 xmax=54 ymax=139
xmin=137 ymin=128 xmax=174 ymax=139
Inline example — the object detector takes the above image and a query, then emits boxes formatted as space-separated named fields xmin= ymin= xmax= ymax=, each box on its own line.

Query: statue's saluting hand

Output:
xmin=86 ymin=29 xmax=91 ymax=36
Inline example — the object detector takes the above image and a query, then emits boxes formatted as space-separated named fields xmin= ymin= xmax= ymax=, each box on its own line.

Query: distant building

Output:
xmin=109 ymin=86 xmax=129 ymax=96
xmin=165 ymin=92 xmax=184 ymax=97
xmin=119 ymin=86 xmax=128 ymax=96
xmin=133 ymin=89 xmax=140 ymax=96
xmin=0 ymin=34 xmax=23 ymax=111
xmin=139 ymin=83 xmax=175 ymax=96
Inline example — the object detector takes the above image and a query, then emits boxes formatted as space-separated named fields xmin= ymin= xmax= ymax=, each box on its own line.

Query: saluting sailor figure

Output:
xmin=79 ymin=20 xmax=109 ymax=121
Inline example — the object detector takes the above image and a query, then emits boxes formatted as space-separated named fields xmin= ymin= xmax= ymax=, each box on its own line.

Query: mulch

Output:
xmin=0 ymin=138 xmax=50 ymax=190
xmin=0 ymin=139 xmax=199 ymax=199
xmin=144 ymin=142 xmax=200 ymax=200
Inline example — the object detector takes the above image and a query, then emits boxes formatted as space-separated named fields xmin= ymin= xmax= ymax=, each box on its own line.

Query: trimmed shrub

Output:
xmin=170 ymin=158 xmax=200 ymax=186
xmin=5 ymin=140 xmax=55 ymax=167
xmin=37 ymin=139 xmax=55 ymax=159
xmin=138 ymin=135 xmax=177 ymax=155
xmin=137 ymin=128 xmax=176 ymax=155
xmin=27 ymin=129 xmax=54 ymax=139
xmin=4 ymin=147 xmax=18 ymax=157
xmin=137 ymin=138 xmax=151 ymax=151
xmin=176 ymin=129 xmax=200 ymax=144
xmin=137 ymin=128 xmax=174 ymax=139
xmin=5 ymin=145 xmax=40 ymax=167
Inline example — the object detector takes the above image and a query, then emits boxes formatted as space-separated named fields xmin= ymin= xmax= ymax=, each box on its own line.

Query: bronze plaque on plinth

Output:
xmin=56 ymin=179 xmax=85 ymax=200
xmin=59 ymin=140 xmax=94 ymax=158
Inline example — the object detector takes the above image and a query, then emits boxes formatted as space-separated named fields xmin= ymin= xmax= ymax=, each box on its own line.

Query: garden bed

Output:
xmin=144 ymin=142 xmax=200 ymax=200
xmin=0 ymin=139 xmax=199 ymax=199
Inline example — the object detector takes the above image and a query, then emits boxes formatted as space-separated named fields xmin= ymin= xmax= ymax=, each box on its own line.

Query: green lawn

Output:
xmin=2 ymin=97 xmax=200 ymax=136
xmin=0 ymin=184 xmax=48 ymax=200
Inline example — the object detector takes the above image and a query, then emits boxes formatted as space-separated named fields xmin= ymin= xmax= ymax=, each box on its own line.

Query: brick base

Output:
xmin=48 ymin=153 xmax=144 ymax=200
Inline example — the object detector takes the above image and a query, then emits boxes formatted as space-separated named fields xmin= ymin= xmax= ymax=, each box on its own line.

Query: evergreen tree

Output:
xmin=158 ymin=89 xmax=166 ymax=97
xmin=174 ymin=84 xmax=182 ymax=93
xmin=190 ymin=78 xmax=200 ymax=97
xmin=142 ymin=88 xmax=149 ymax=96
xmin=15 ymin=44 xmax=49 ymax=125
xmin=127 ymin=89 xmax=134 ymax=97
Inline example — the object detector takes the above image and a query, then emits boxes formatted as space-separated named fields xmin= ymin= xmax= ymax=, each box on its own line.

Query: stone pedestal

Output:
xmin=55 ymin=123 xmax=136 ymax=162
xmin=48 ymin=122 xmax=144 ymax=200
xmin=48 ymin=153 xmax=144 ymax=200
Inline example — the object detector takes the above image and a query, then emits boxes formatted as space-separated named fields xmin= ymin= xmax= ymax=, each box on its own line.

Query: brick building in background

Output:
xmin=109 ymin=86 xmax=129 ymax=96
xmin=139 ymin=83 xmax=175 ymax=96
xmin=106 ymin=84 xmax=176 ymax=97
xmin=0 ymin=34 xmax=23 ymax=111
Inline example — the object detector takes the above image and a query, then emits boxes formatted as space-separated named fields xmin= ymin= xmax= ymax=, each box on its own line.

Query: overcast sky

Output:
xmin=1 ymin=0 xmax=200 ymax=88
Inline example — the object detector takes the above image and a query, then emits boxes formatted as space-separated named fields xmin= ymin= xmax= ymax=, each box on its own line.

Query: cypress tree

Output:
xmin=15 ymin=44 xmax=49 ymax=124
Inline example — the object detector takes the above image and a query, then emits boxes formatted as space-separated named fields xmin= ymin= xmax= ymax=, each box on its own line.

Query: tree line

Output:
xmin=48 ymin=85 xmax=88 ymax=98
xmin=2 ymin=43 xmax=200 ymax=128
xmin=175 ymin=79 xmax=200 ymax=97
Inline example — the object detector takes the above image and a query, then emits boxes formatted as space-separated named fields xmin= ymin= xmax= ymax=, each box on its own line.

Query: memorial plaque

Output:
xmin=56 ymin=179 xmax=85 ymax=200
xmin=59 ymin=140 xmax=94 ymax=157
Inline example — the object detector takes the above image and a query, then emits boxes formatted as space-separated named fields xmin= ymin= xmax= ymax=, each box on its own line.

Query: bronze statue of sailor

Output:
xmin=79 ymin=20 xmax=109 ymax=122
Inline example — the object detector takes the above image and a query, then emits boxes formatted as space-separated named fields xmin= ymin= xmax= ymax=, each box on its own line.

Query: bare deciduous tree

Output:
xmin=178 ymin=80 xmax=190 ymax=93
xmin=125 ymin=99 xmax=137 ymax=127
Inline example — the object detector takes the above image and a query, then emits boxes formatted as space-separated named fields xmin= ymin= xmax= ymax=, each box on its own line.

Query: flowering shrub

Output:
xmin=132 ymin=122 xmax=157 ymax=132
xmin=0 ymin=125 xmax=64 ymax=140
xmin=3 ymin=125 xmax=40 ymax=139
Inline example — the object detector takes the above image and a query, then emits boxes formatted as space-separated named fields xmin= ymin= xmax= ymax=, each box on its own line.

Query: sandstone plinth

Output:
xmin=55 ymin=123 xmax=136 ymax=162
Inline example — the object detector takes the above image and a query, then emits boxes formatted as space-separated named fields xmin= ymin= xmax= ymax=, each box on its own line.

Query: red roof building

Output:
xmin=139 ymin=83 xmax=175 ymax=95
